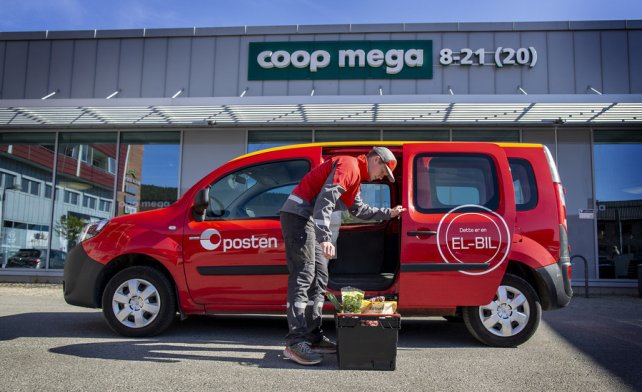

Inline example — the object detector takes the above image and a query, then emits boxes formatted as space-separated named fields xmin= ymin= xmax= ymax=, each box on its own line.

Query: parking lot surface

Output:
xmin=0 ymin=284 xmax=640 ymax=391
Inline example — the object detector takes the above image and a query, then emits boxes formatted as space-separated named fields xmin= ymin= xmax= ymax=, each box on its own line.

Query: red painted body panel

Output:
xmin=399 ymin=143 xmax=516 ymax=308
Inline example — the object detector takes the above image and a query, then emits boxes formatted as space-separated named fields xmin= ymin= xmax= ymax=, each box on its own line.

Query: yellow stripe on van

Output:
xmin=233 ymin=141 xmax=543 ymax=161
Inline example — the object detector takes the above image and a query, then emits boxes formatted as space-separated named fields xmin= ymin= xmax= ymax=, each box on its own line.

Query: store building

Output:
xmin=0 ymin=20 xmax=641 ymax=290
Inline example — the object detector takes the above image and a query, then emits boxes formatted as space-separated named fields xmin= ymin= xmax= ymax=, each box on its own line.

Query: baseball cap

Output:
xmin=372 ymin=146 xmax=397 ymax=183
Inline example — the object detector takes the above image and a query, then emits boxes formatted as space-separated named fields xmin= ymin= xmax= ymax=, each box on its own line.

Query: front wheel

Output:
xmin=462 ymin=274 xmax=541 ymax=347
xmin=102 ymin=266 xmax=176 ymax=337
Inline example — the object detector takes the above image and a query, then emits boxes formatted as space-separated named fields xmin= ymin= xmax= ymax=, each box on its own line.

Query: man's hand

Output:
xmin=390 ymin=205 xmax=406 ymax=218
xmin=320 ymin=241 xmax=336 ymax=259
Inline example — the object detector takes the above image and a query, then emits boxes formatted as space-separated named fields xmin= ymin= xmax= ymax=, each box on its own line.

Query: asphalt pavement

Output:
xmin=0 ymin=284 xmax=640 ymax=392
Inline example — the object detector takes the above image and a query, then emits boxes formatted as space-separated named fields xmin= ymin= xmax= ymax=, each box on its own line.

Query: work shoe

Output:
xmin=310 ymin=336 xmax=337 ymax=354
xmin=283 ymin=342 xmax=323 ymax=365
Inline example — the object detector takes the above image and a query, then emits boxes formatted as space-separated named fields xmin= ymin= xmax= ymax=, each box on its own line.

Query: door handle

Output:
xmin=407 ymin=230 xmax=437 ymax=237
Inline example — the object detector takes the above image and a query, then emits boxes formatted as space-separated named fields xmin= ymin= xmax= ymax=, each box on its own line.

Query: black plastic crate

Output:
xmin=335 ymin=313 xmax=401 ymax=370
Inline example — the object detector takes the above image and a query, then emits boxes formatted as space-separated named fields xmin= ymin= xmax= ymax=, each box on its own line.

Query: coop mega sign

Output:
xmin=248 ymin=40 xmax=433 ymax=80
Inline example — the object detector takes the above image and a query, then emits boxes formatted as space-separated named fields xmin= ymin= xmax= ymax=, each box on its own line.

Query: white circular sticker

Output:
xmin=436 ymin=204 xmax=511 ymax=276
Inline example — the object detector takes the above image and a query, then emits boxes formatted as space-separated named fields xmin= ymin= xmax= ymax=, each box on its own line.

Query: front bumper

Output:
xmin=63 ymin=244 xmax=104 ymax=308
xmin=534 ymin=260 xmax=573 ymax=310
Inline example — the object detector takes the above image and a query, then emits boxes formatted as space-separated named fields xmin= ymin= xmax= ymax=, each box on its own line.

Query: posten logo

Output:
xmin=199 ymin=228 xmax=278 ymax=252
xmin=248 ymin=40 xmax=433 ymax=80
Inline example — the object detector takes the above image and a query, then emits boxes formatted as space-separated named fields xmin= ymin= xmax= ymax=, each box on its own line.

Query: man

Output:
xmin=280 ymin=146 xmax=406 ymax=365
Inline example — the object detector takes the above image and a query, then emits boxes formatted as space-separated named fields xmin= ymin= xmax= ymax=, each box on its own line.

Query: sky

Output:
xmin=1 ymin=0 xmax=641 ymax=32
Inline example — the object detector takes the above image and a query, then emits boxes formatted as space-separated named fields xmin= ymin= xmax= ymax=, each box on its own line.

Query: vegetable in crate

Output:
xmin=341 ymin=287 xmax=364 ymax=313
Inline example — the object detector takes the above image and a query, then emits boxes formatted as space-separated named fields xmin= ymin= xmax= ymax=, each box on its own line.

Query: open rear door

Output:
xmin=399 ymin=142 xmax=516 ymax=309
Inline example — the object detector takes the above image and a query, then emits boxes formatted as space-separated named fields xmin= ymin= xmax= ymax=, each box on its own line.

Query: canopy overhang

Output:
xmin=1 ymin=94 xmax=641 ymax=129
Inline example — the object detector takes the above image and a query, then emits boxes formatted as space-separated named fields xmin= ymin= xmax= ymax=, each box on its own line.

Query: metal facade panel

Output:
xmin=339 ymin=33 xmax=367 ymax=96
xmin=520 ymin=32 xmax=548 ymax=94
xmin=141 ymin=38 xmax=168 ymax=98
xmin=94 ymin=40 xmax=121 ymax=99
xmin=286 ymin=35 xmax=315 ymax=96
xmin=189 ymin=37 xmax=216 ymax=97
xmin=574 ymin=31 xmax=602 ymax=94
xmin=546 ymin=32 xmax=575 ymax=93
xmin=25 ymin=41 xmax=51 ymax=99
xmin=261 ymin=35 xmax=289 ymax=96
xmin=629 ymin=31 xmax=642 ymax=93
xmin=0 ymin=41 xmax=5 ymax=98
xmin=468 ymin=33 xmax=494 ymax=94
xmin=118 ymin=39 xmax=144 ymax=98
xmin=48 ymin=41 xmax=74 ymax=98
xmin=165 ymin=38 xmax=191 ymax=98
xmin=363 ymin=33 xmax=387 ymax=96
xmin=389 ymin=33 xmax=418 ymax=95
xmin=495 ymin=32 xmax=522 ymax=94
xmin=416 ymin=32 xmax=442 ymax=94
xmin=3 ymin=41 xmax=28 ymax=99
xmin=442 ymin=33 xmax=469 ymax=94
xmin=70 ymin=40 xmax=97 ymax=98
xmin=601 ymin=31 xmax=629 ymax=93
xmin=238 ymin=36 xmax=262 ymax=97
xmin=311 ymin=34 xmax=339 ymax=96
xmin=213 ymin=37 xmax=241 ymax=97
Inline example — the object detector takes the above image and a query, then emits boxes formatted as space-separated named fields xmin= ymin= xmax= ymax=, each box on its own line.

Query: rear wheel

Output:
xmin=102 ymin=266 xmax=176 ymax=337
xmin=462 ymin=274 xmax=541 ymax=347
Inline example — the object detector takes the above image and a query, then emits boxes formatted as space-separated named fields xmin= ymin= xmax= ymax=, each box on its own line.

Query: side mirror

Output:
xmin=193 ymin=188 xmax=209 ymax=221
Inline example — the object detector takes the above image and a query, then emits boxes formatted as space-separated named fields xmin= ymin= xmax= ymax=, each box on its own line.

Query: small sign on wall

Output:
xmin=579 ymin=209 xmax=595 ymax=219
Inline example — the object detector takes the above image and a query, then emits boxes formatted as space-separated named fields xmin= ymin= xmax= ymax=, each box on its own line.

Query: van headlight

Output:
xmin=79 ymin=219 xmax=110 ymax=242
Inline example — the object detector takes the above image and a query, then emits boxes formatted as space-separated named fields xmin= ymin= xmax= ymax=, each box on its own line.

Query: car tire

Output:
xmin=462 ymin=274 xmax=541 ymax=347
xmin=102 ymin=266 xmax=176 ymax=337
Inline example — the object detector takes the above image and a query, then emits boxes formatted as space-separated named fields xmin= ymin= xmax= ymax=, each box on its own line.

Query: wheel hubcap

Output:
xmin=479 ymin=285 xmax=530 ymax=337
xmin=112 ymin=278 xmax=161 ymax=329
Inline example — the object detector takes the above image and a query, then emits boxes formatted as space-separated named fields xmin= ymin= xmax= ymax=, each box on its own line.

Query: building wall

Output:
xmin=180 ymin=130 xmax=246 ymax=194
xmin=1 ymin=22 xmax=641 ymax=99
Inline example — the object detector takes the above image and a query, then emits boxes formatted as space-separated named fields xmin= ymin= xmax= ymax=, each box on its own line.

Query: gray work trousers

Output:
xmin=280 ymin=211 xmax=329 ymax=346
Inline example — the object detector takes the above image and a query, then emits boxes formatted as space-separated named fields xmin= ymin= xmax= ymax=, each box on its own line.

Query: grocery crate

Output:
xmin=335 ymin=313 xmax=401 ymax=370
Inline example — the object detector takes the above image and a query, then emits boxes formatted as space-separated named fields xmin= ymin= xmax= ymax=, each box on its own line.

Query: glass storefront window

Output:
xmin=117 ymin=132 xmax=181 ymax=216
xmin=314 ymin=130 xmax=381 ymax=142
xmin=383 ymin=130 xmax=449 ymax=141
xmin=247 ymin=130 xmax=312 ymax=153
xmin=594 ymin=130 xmax=642 ymax=280
xmin=51 ymin=133 xmax=118 ymax=263
xmin=452 ymin=130 xmax=520 ymax=142
xmin=0 ymin=133 xmax=56 ymax=269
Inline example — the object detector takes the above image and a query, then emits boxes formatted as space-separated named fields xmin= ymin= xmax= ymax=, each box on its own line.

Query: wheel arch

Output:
xmin=505 ymin=260 xmax=560 ymax=310
xmin=95 ymin=253 xmax=177 ymax=310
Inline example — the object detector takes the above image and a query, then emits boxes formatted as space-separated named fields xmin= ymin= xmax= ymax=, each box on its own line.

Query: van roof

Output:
xmin=233 ymin=141 xmax=543 ymax=161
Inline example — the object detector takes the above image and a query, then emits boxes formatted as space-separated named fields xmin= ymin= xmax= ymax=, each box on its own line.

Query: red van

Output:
xmin=63 ymin=142 xmax=572 ymax=347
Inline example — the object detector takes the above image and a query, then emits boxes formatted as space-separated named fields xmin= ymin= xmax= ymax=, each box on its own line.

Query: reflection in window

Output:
xmin=414 ymin=154 xmax=498 ymax=213
xmin=207 ymin=160 xmax=310 ymax=220
xmin=594 ymin=130 xmax=642 ymax=280
xmin=342 ymin=183 xmax=391 ymax=225
xmin=247 ymin=130 xmax=312 ymax=153
xmin=54 ymin=132 xmax=117 ymax=255
xmin=0 ymin=133 xmax=56 ymax=269
xmin=118 ymin=132 xmax=181 ymax=216
xmin=452 ymin=130 xmax=520 ymax=142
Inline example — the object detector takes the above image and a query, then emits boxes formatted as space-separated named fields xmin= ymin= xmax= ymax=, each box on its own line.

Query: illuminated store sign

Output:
xmin=248 ymin=41 xmax=433 ymax=80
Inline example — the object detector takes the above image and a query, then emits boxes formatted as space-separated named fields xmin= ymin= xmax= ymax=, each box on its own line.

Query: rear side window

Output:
xmin=206 ymin=160 xmax=310 ymax=220
xmin=414 ymin=154 xmax=499 ymax=213
xmin=509 ymin=158 xmax=538 ymax=211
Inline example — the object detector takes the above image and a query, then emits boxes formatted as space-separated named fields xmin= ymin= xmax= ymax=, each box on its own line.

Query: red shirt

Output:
xmin=292 ymin=154 xmax=369 ymax=208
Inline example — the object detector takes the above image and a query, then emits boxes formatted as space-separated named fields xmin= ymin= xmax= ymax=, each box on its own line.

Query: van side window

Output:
xmin=509 ymin=158 xmax=538 ymax=211
xmin=341 ymin=183 xmax=391 ymax=224
xmin=206 ymin=160 xmax=310 ymax=220
xmin=414 ymin=154 xmax=499 ymax=213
